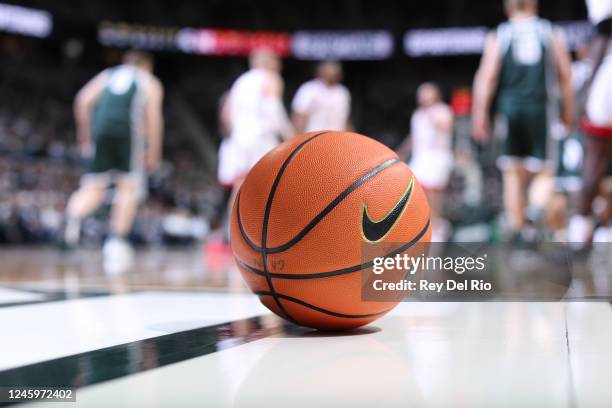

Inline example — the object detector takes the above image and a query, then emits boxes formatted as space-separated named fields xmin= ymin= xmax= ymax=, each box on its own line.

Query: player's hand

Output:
xmin=77 ymin=130 xmax=92 ymax=156
xmin=561 ymin=109 xmax=573 ymax=131
xmin=145 ymin=151 xmax=160 ymax=172
xmin=472 ymin=115 xmax=490 ymax=144
xmin=551 ymin=121 xmax=570 ymax=141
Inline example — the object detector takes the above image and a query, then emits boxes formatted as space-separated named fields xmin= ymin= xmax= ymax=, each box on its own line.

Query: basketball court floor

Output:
xmin=1 ymin=247 xmax=612 ymax=407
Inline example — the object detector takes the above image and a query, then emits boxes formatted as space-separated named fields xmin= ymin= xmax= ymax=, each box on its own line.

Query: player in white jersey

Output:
xmin=398 ymin=83 xmax=454 ymax=241
xmin=291 ymin=61 xmax=352 ymax=134
xmin=568 ymin=0 xmax=612 ymax=245
xmin=218 ymin=49 xmax=293 ymax=189
xmin=583 ymin=0 xmax=612 ymax=130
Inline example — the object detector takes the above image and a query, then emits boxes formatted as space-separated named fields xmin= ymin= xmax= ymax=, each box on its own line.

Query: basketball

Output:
xmin=231 ymin=131 xmax=431 ymax=330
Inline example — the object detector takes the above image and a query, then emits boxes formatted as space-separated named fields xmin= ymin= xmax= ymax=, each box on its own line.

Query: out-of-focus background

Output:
xmin=0 ymin=0 xmax=591 ymax=247
xmin=3 ymin=3 xmax=612 ymax=407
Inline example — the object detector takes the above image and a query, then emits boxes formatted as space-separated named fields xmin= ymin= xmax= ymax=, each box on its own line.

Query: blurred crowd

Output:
xmin=0 ymin=45 xmax=509 ymax=246
xmin=2 ymin=0 xmax=597 ymax=248
xmin=0 ymin=68 xmax=217 ymax=246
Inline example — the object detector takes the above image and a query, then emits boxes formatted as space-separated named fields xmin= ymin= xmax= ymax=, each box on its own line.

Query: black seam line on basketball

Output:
xmin=254 ymin=291 xmax=393 ymax=319
xmin=267 ymin=157 xmax=400 ymax=253
xmin=235 ymin=189 xmax=262 ymax=253
xmin=261 ymin=132 xmax=330 ymax=325
xmin=236 ymin=218 xmax=431 ymax=280
xmin=236 ymin=157 xmax=401 ymax=254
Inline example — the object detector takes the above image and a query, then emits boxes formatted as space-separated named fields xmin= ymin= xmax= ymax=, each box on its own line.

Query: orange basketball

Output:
xmin=230 ymin=131 xmax=431 ymax=330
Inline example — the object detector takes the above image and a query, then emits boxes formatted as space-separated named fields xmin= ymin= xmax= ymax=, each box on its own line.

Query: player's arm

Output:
xmin=551 ymin=28 xmax=574 ymax=128
xmin=345 ymin=115 xmax=354 ymax=132
xmin=395 ymin=135 xmax=412 ymax=161
xmin=291 ymin=112 xmax=307 ymax=135
xmin=433 ymin=104 xmax=454 ymax=135
xmin=219 ymin=92 xmax=232 ymax=137
xmin=396 ymin=114 xmax=416 ymax=160
xmin=345 ymin=90 xmax=353 ymax=131
xmin=264 ymin=74 xmax=294 ymax=140
xmin=291 ymin=84 xmax=310 ymax=135
xmin=472 ymin=32 xmax=501 ymax=143
xmin=73 ymin=71 xmax=107 ymax=151
xmin=577 ymin=22 xmax=610 ymax=120
xmin=144 ymin=76 xmax=164 ymax=172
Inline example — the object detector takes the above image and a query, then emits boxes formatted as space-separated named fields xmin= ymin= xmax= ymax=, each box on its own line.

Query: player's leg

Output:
xmin=545 ymin=132 xmax=583 ymax=239
xmin=110 ymin=174 xmax=140 ymax=238
xmin=425 ymin=188 xmax=442 ymax=222
xmin=103 ymin=174 xmax=140 ymax=273
xmin=578 ymin=136 xmax=610 ymax=216
xmin=569 ymin=55 xmax=612 ymax=245
xmin=497 ymin=108 xmax=531 ymax=237
xmin=211 ymin=139 xmax=234 ymax=231
xmin=524 ymin=106 xmax=554 ymax=238
xmin=605 ymin=168 xmax=612 ymax=228
xmin=63 ymin=138 xmax=113 ymax=246
xmin=593 ymin=183 xmax=612 ymax=242
xmin=213 ymin=187 xmax=233 ymax=230
xmin=424 ymin=187 xmax=452 ymax=242
xmin=544 ymin=191 xmax=568 ymax=235
xmin=409 ymin=149 xmax=453 ymax=242
xmin=225 ymin=136 xmax=278 ymax=229
xmin=102 ymin=132 xmax=141 ymax=273
xmin=66 ymin=178 xmax=107 ymax=222
xmin=528 ymin=169 xmax=554 ymax=210
xmin=569 ymin=136 xmax=611 ymax=244
xmin=64 ymin=178 xmax=107 ymax=246
xmin=501 ymin=162 xmax=527 ymax=234
xmin=578 ymin=137 xmax=610 ymax=216
xmin=215 ymin=138 xmax=244 ymax=242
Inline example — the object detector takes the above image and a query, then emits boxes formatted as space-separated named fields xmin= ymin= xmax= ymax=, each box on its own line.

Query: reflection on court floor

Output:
xmin=0 ymin=248 xmax=611 ymax=407
xmin=1 ymin=299 xmax=611 ymax=407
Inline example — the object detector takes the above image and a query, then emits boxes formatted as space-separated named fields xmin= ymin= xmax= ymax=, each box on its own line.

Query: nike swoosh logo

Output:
xmin=361 ymin=177 xmax=414 ymax=243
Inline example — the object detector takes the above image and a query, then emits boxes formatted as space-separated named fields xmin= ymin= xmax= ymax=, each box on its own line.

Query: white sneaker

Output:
xmin=103 ymin=237 xmax=134 ymax=275
xmin=567 ymin=215 xmax=594 ymax=250
xmin=593 ymin=226 xmax=611 ymax=243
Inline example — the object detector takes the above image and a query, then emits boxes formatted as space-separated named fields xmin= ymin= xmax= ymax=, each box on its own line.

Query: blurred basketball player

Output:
xmin=64 ymin=50 xmax=164 ymax=271
xmin=291 ymin=61 xmax=352 ymax=133
xmin=472 ymin=0 xmax=573 ymax=241
xmin=568 ymin=0 xmax=612 ymax=245
xmin=397 ymin=83 xmax=454 ymax=242
xmin=217 ymin=49 xmax=293 ymax=235
xmin=213 ymin=90 xmax=233 ymax=228
xmin=544 ymin=45 xmax=591 ymax=239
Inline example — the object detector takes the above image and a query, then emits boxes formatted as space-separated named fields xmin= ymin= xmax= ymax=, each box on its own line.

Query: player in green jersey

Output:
xmin=64 ymin=50 xmax=164 ymax=272
xmin=472 ymin=0 xmax=573 ymax=241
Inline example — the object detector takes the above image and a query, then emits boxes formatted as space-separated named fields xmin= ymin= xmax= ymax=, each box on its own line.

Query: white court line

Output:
xmin=0 ymin=291 xmax=270 ymax=371
xmin=38 ymin=302 xmax=579 ymax=408
xmin=0 ymin=287 xmax=45 ymax=305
